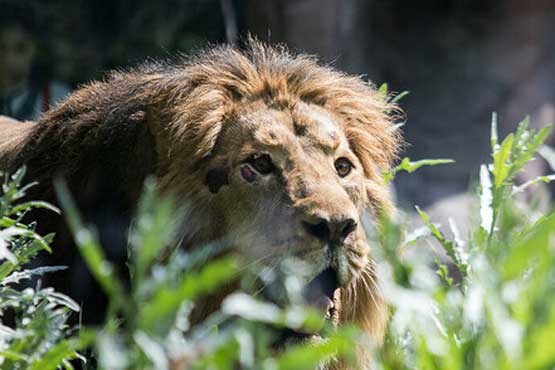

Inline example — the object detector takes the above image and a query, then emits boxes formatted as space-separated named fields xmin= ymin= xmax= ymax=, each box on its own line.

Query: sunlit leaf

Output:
xmin=384 ymin=158 xmax=454 ymax=183
xmin=139 ymin=258 xmax=237 ymax=335
xmin=415 ymin=207 xmax=460 ymax=268
xmin=389 ymin=91 xmax=410 ymax=104
xmin=479 ymin=164 xmax=493 ymax=233
xmin=512 ymin=174 xmax=555 ymax=194
xmin=1 ymin=266 xmax=67 ymax=286
xmin=378 ymin=82 xmax=388 ymax=98
xmin=491 ymin=112 xmax=499 ymax=153
xmin=502 ymin=212 xmax=555 ymax=280
xmin=492 ymin=133 xmax=513 ymax=188
xmin=526 ymin=302 xmax=555 ymax=369
xmin=538 ymin=145 xmax=555 ymax=171
xmin=29 ymin=330 xmax=94 ymax=370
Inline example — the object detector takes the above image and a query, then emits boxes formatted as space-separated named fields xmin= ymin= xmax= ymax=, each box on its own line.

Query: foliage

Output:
xmin=1 ymin=114 xmax=555 ymax=369
xmin=373 ymin=115 xmax=555 ymax=370
xmin=53 ymin=178 xmax=360 ymax=370
xmin=0 ymin=167 xmax=90 ymax=370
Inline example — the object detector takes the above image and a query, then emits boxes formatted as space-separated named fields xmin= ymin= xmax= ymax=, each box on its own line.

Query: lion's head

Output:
xmin=0 ymin=40 xmax=401 ymax=366
xmin=144 ymin=42 xmax=402 ymax=344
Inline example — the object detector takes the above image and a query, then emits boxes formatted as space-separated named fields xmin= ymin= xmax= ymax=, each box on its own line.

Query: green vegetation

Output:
xmin=0 ymin=167 xmax=91 ymax=370
xmin=1 ymin=115 xmax=554 ymax=369
xmin=375 ymin=116 xmax=555 ymax=370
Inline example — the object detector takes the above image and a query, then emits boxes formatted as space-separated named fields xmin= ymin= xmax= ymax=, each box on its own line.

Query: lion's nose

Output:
xmin=302 ymin=217 xmax=357 ymax=245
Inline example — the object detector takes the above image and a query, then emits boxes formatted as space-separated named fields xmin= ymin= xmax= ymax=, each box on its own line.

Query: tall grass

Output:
xmin=0 ymin=114 xmax=554 ymax=369
xmin=0 ymin=167 xmax=92 ymax=370
xmin=375 ymin=116 xmax=555 ymax=370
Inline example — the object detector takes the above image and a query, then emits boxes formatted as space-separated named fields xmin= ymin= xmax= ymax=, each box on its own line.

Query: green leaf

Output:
xmin=538 ymin=145 xmax=555 ymax=171
xmin=0 ymin=233 xmax=55 ymax=280
xmin=10 ymin=201 xmax=61 ymax=216
xmin=10 ymin=166 xmax=27 ymax=188
xmin=276 ymin=327 xmax=358 ymax=370
xmin=479 ymin=164 xmax=494 ymax=233
xmin=384 ymin=158 xmax=454 ymax=183
xmin=378 ymin=82 xmax=388 ymax=98
xmin=491 ymin=112 xmax=499 ymax=153
xmin=510 ymin=123 xmax=552 ymax=178
xmin=389 ymin=91 xmax=410 ymax=104
xmin=502 ymin=211 xmax=555 ymax=280
xmin=222 ymin=293 xmax=324 ymax=333
xmin=29 ymin=330 xmax=94 ymax=370
xmin=436 ymin=261 xmax=453 ymax=286
xmin=139 ymin=258 xmax=237 ymax=335
xmin=415 ymin=206 xmax=467 ymax=277
xmin=129 ymin=178 xmax=178 ymax=285
xmin=1 ymin=266 xmax=67 ymax=286
xmin=512 ymin=174 xmax=555 ymax=194
xmin=526 ymin=302 xmax=555 ymax=369
xmin=492 ymin=133 xmax=513 ymax=188
xmin=0 ymin=350 xmax=28 ymax=361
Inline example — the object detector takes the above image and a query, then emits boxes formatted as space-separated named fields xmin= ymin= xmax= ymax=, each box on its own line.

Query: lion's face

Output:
xmin=147 ymin=42 xmax=399 ymax=349
xmin=205 ymin=99 xmax=377 ymax=314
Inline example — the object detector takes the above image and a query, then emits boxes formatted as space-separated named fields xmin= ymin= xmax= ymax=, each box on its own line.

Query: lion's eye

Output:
xmin=247 ymin=153 xmax=274 ymax=175
xmin=334 ymin=157 xmax=353 ymax=177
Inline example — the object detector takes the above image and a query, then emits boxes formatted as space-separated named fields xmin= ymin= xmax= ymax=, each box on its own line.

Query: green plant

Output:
xmin=373 ymin=115 xmax=555 ymax=370
xmin=0 ymin=167 xmax=91 ymax=370
xmin=1 ymin=113 xmax=554 ymax=370
xmin=53 ymin=178 xmax=360 ymax=370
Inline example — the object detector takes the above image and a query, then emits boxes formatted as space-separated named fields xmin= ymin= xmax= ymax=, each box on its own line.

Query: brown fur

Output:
xmin=0 ymin=40 xmax=401 ymax=368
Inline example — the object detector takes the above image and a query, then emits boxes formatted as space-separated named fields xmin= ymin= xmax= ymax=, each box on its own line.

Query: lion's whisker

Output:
xmin=361 ymin=265 xmax=386 ymax=315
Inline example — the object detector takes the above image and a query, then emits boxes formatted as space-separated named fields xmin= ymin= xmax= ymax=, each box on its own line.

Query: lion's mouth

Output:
xmin=274 ymin=267 xmax=339 ymax=347
xmin=302 ymin=267 xmax=339 ymax=319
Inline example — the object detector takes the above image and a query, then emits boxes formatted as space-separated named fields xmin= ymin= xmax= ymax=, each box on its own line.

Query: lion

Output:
xmin=0 ymin=41 xmax=401 ymax=368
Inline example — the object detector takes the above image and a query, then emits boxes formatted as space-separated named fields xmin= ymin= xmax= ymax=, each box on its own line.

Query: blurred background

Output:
xmin=1 ymin=0 xmax=554 ymax=209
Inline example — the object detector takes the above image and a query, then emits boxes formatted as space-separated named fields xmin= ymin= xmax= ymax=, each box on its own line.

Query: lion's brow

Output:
xmin=304 ymin=125 xmax=341 ymax=154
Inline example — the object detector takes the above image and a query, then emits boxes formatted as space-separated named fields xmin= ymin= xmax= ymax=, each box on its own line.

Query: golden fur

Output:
xmin=0 ymin=41 xmax=401 ymax=369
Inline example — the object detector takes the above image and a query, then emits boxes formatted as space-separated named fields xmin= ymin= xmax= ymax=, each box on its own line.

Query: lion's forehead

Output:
xmin=241 ymin=101 xmax=347 ymax=157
